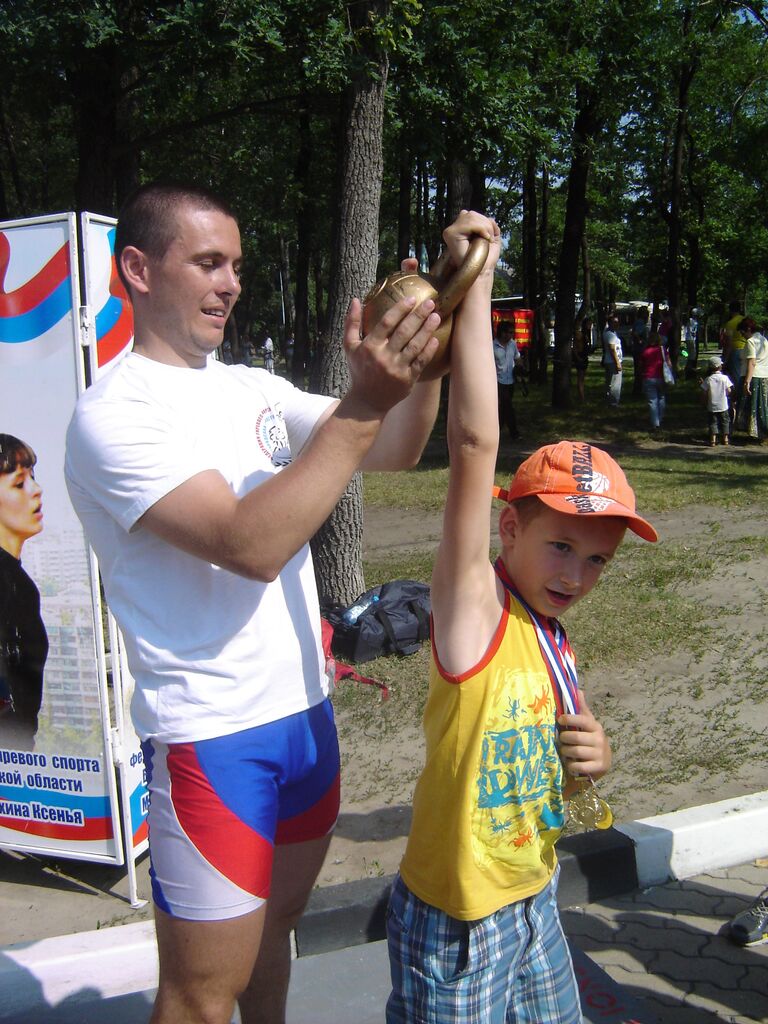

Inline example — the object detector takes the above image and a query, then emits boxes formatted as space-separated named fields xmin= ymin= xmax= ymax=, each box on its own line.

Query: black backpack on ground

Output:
xmin=322 ymin=579 xmax=431 ymax=664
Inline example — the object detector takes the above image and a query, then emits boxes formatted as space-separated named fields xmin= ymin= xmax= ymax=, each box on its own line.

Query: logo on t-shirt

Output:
xmin=255 ymin=408 xmax=291 ymax=466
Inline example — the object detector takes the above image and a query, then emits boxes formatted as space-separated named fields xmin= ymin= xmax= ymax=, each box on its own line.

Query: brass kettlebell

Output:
xmin=362 ymin=235 xmax=490 ymax=379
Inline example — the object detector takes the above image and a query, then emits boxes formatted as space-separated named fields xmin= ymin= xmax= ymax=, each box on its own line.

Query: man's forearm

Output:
xmin=361 ymin=377 xmax=442 ymax=470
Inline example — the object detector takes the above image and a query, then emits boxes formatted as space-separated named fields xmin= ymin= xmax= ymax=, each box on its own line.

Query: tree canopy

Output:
xmin=3 ymin=0 xmax=766 ymax=353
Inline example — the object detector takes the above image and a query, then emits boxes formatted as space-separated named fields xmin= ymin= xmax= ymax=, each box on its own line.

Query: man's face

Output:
xmin=142 ymin=205 xmax=243 ymax=367
xmin=499 ymin=504 xmax=625 ymax=618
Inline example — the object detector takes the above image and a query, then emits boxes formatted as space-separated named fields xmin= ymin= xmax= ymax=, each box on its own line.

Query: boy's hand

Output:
xmin=442 ymin=210 xmax=501 ymax=287
xmin=557 ymin=692 xmax=612 ymax=780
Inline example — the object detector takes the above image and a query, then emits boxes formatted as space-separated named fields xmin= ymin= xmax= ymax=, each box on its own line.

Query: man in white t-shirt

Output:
xmin=64 ymin=182 xmax=452 ymax=1024
xmin=602 ymin=316 xmax=623 ymax=406
xmin=492 ymin=320 xmax=521 ymax=438
xmin=262 ymin=333 xmax=275 ymax=373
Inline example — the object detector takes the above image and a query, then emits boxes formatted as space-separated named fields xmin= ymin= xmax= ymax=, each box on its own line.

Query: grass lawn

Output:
xmin=333 ymin=343 xmax=768 ymax=774
xmin=364 ymin=343 xmax=768 ymax=515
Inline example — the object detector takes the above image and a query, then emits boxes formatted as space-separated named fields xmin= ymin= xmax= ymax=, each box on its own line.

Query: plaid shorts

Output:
xmin=386 ymin=867 xmax=581 ymax=1024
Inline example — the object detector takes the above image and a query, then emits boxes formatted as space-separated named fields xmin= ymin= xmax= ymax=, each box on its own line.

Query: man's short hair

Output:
xmin=114 ymin=182 xmax=238 ymax=291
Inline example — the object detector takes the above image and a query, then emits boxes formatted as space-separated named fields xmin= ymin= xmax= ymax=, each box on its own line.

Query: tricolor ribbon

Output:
xmin=494 ymin=557 xmax=580 ymax=719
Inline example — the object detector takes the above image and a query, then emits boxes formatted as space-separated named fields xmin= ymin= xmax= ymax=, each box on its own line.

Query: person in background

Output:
xmin=728 ymin=883 xmax=768 ymax=947
xmin=700 ymin=355 xmax=733 ymax=447
xmin=682 ymin=309 xmax=700 ymax=375
xmin=0 ymin=434 xmax=48 ymax=751
xmin=572 ymin=317 xmax=590 ymax=403
xmin=638 ymin=330 xmax=667 ymax=432
xmin=721 ymin=301 xmax=745 ymax=399
xmin=493 ymin=319 xmax=521 ymax=439
xmin=602 ymin=315 xmax=623 ymax=406
xmin=658 ymin=308 xmax=673 ymax=342
xmin=65 ymin=181 xmax=448 ymax=1024
xmin=630 ymin=306 xmax=650 ymax=397
xmin=263 ymin=333 xmax=275 ymax=374
xmin=741 ymin=318 xmax=768 ymax=443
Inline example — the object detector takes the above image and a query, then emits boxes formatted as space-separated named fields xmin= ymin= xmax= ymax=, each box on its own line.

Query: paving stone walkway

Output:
xmin=562 ymin=861 xmax=768 ymax=1023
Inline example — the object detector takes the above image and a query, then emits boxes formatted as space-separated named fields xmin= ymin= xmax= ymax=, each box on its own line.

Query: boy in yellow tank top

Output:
xmin=386 ymin=211 xmax=658 ymax=1024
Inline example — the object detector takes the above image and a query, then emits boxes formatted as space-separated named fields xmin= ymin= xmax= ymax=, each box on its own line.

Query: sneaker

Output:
xmin=729 ymin=886 xmax=768 ymax=946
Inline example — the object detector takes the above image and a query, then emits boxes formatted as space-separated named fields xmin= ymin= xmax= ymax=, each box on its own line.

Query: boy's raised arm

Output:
xmin=431 ymin=212 xmax=503 ymax=674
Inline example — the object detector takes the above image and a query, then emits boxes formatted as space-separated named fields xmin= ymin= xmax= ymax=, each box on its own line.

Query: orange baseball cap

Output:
xmin=492 ymin=441 xmax=658 ymax=542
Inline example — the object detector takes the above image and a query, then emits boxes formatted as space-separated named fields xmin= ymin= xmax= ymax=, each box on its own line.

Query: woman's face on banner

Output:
xmin=0 ymin=462 xmax=43 ymax=553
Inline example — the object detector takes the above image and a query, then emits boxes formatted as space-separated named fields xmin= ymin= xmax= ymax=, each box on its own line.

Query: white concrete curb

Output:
xmin=1 ymin=791 xmax=767 ymax=1014
xmin=0 ymin=919 xmax=157 ymax=1017
xmin=617 ymin=789 xmax=768 ymax=888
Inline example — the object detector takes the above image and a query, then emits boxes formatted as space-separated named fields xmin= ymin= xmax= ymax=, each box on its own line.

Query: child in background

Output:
xmin=386 ymin=211 xmax=658 ymax=1024
xmin=700 ymin=355 xmax=733 ymax=447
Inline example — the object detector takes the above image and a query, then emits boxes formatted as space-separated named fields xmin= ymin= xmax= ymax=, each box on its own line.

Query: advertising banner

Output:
xmin=80 ymin=214 xmax=134 ymax=380
xmin=0 ymin=214 xmax=124 ymax=862
xmin=79 ymin=213 xmax=148 ymax=856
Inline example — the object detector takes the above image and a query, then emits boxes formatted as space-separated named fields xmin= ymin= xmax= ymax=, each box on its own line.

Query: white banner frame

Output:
xmin=0 ymin=212 xmax=145 ymax=906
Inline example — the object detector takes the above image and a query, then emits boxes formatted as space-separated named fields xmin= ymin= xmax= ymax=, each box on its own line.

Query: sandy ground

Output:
xmin=323 ymin=486 xmax=768 ymax=889
xmin=1 ymin=445 xmax=767 ymax=944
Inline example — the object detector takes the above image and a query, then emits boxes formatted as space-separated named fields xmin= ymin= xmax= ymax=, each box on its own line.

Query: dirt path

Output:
xmin=321 ymin=495 xmax=768 ymax=888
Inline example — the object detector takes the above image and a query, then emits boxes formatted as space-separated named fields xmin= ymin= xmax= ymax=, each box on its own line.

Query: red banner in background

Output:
xmin=492 ymin=308 xmax=534 ymax=348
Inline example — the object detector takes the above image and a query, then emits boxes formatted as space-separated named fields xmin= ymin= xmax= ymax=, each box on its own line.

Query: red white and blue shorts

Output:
xmin=141 ymin=698 xmax=340 ymax=921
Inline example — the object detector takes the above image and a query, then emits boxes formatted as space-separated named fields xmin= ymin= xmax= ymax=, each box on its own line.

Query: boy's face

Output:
xmin=499 ymin=503 xmax=626 ymax=618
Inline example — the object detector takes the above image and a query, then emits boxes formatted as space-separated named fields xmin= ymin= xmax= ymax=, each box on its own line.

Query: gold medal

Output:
xmin=569 ymin=777 xmax=613 ymax=832
xmin=594 ymin=797 xmax=614 ymax=830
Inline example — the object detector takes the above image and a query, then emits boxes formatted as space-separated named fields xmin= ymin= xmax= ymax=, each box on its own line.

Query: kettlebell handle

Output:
xmin=430 ymin=235 xmax=490 ymax=318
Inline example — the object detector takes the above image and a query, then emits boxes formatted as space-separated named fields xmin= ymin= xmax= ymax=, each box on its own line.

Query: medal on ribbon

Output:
xmin=568 ymin=777 xmax=614 ymax=830
xmin=494 ymin=559 xmax=613 ymax=832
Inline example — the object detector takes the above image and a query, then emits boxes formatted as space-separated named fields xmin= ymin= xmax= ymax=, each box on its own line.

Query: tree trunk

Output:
xmin=69 ymin=48 xmax=120 ymax=213
xmin=553 ymin=88 xmax=600 ymax=409
xmin=522 ymin=154 xmax=537 ymax=310
xmin=397 ymin=130 xmax=411 ymax=264
xmin=537 ymin=162 xmax=550 ymax=383
xmin=308 ymin=254 xmax=326 ymax=391
xmin=0 ymin=95 xmax=26 ymax=215
xmin=293 ymin=91 xmax=315 ymax=385
xmin=469 ymin=162 xmax=487 ymax=215
xmin=278 ymin=234 xmax=296 ymax=351
xmin=522 ymin=155 xmax=541 ymax=379
xmin=414 ymin=157 xmax=426 ymax=269
xmin=577 ymin=232 xmax=591 ymax=321
xmin=664 ymin=11 xmax=698 ymax=369
xmin=434 ymin=162 xmax=447 ymax=240
xmin=446 ymin=156 xmax=472 ymax=222
xmin=310 ymin=4 xmax=389 ymax=607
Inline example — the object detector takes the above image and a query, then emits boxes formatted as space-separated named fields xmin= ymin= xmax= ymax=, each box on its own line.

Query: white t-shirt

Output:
xmin=602 ymin=330 xmax=622 ymax=369
xmin=493 ymin=338 xmax=520 ymax=385
xmin=745 ymin=333 xmax=768 ymax=378
xmin=701 ymin=370 xmax=733 ymax=413
xmin=65 ymin=353 xmax=335 ymax=744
